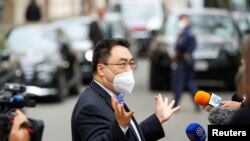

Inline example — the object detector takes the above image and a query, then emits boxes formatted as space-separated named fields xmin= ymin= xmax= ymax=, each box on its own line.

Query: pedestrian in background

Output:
xmin=89 ymin=5 xmax=112 ymax=47
xmin=171 ymin=15 xmax=199 ymax=111
xmin=71 ymin=38 xmax=180 ymax=141
xmin=25 ymin=0 xmax=41 ymax=22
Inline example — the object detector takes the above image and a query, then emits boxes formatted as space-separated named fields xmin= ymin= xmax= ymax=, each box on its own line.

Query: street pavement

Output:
xmin=27 ymin=58 xmax=233 ymax=141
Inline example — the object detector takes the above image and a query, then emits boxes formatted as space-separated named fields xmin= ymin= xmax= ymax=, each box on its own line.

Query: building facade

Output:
xmin=1 ymin=0 xmax=84 ymax=25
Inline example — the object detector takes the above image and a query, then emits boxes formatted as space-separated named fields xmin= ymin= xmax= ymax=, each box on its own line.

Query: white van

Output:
xmin=120 ymin=0 xmax=165 ymax=54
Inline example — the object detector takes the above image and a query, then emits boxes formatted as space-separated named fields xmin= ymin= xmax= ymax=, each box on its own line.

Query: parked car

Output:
xmin=5 ymin=23 xmax=80 ymax=102
xmin=52 ymin=16 xmax=94 ymax=84
xmin=148 ymin=8 xmax=241 ymax=91
xmin=120 ymin=0 xmax=165 ymax=55
xmin=231 ymin=11 xmax=250 ymax=52
xmin=53 ymin=13 xmax=139 ymax=85
xmin=0 ymin=43 xmax=24 ymax=89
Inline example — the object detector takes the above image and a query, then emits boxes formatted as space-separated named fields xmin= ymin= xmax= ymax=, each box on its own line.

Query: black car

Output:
xmin=148 ymin=8 xmax=241 ymax=91
xmin=52 ymin=13 xmax=139 ymax=85
xmin=52 ymin=16 xmax=94 ymax=84
xmin=231 ymin=11 xmax=250 ymax=51
xmin=5 ymin=23 xmax=80 ymax=102
xmin=0 ymin=44 xmax=24 ymax=89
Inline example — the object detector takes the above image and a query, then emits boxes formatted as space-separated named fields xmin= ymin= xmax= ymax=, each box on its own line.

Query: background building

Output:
xmin=1 ymin=0 xmax=84 ymax=25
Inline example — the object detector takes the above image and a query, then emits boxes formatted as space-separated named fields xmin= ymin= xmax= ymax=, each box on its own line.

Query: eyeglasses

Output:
xmin=104 ymin=62 xmax=136 ymax=69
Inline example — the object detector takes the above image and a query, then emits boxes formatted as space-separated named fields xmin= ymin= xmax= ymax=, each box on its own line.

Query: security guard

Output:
xmin=171 ymin=15 xmax=199 ymax=111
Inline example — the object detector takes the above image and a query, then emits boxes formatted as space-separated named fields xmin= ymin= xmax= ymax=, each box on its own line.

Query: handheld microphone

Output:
xmin=194 ymin=90 xmax=222 ymax=112
xmin=186 ymin=122 xmax=207 ymax=141
xmin=208 ymin=106 xmax=235 ymax=125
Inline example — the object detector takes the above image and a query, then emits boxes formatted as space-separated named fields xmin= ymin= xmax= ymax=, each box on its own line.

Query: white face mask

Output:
xmin=178 ymin=20 xmax=187 ymax=31
xmin=103 ymin=66 xmax=135 ymax=94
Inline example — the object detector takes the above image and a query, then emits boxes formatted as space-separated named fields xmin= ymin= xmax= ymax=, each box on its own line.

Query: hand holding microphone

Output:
xmin=220 ymin=101 xmax=242 ymax=110
xmin=194 ymin=90 xmax=222 ymax=112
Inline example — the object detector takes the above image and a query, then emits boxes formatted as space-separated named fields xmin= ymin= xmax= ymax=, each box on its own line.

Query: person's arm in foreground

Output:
xmin=9 ymin=109 xmax=30 ymax=141
xmin=221 ymin=101 xmax=242 ymax=110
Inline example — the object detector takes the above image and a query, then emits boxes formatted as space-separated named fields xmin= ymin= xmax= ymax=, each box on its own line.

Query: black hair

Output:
xmin=92 ymin=38 xmax=130 ymax=74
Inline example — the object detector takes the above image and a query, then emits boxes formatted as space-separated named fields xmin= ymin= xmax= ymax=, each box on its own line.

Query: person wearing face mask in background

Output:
xmin=71 ymin=38 xmax=180 ymax=141
xmin=171 ymin=15 xmax=199 ymax=111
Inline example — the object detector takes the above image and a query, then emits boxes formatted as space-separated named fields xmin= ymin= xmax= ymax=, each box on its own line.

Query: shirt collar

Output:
xmin=94 ymin=80 xmax=117 ymax=99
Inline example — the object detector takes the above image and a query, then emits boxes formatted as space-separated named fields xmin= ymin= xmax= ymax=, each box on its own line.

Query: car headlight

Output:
xmin=85 ymin=50 xmax=93 ymax=62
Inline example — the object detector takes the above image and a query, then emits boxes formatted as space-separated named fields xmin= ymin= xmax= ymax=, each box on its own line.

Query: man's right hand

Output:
xmin=111 ymin=97 xmax=134 ymax=128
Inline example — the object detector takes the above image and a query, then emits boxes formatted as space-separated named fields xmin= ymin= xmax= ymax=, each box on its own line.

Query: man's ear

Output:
xmin=97 ymin=64 xmax=105 ymax=76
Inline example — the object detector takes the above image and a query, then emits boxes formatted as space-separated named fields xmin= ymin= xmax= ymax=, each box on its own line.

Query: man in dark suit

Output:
xmin=89 ymin=5 xmax=112 ymax=47
xmin=71 ymin=38 xmax=180 ymax=141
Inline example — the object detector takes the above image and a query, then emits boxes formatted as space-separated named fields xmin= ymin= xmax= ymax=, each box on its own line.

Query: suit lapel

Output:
xmin=89 ymin=81 xmax=113 ymax=110
xmin=124 ymin=104 xmax=145 ymax=141
xmin=90 ymin=81 xmax=145 ymax=141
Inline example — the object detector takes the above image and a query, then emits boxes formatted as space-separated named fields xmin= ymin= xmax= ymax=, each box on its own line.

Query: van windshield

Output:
xmin=165 ymin=14 xmax=236 ymax=38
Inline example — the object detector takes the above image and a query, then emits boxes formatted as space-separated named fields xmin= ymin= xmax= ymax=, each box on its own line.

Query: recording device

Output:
xmin=0 ymin=83 xmax=44 ymax=141
xmin=194 ymin=90 xmax=222 ymax=112
xmin=208 ymin=106 xmax=235 ymax=125
xmin=186 ymin=122 xmax=207 ymax=141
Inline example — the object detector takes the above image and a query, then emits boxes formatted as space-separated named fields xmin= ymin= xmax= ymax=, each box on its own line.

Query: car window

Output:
xmin=165 ymin=14 xmax=235 ymax=38
xmin=122 ymin=3 xmax=157 ymax=19
xmin=121 ymin=0 xmax=163 ymax=26
xmin=7 ymin=26 xmax=59 ymax=54
xmin=56 ymin=22 xmax=89 ymax=42
xmin=236 ymin=17 xmax=250 ymax=33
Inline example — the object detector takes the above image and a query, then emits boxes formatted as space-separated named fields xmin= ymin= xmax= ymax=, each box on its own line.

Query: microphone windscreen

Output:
xmin=194 ymin=90 xmax=211 ymax=106
xmin=208 ymin=106 xmax=235 ymax=125
xmin=186 ymin=123 xmax=207 ymax=141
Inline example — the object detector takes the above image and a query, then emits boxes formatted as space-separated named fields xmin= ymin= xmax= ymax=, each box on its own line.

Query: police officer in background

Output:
xmin=171 ymin=15 xmax=199 ymax=111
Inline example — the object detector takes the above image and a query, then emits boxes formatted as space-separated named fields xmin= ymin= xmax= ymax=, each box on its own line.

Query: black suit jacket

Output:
xmin=89 ymin=21 xmax=112 ymax=46
xmin=226 ymin=102 xmax=250 ymax=124
xmin=71 ymin=81 xmax=165 ymax=141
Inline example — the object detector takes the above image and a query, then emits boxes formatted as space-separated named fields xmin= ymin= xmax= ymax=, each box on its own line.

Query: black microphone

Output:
xmin=186 ymin=122 xmax=207 ymax=141
xmin=208 ymin=106 xmax=235 ymax=125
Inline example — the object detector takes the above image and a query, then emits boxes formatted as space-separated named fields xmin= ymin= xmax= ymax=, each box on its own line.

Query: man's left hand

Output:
xmin=154 ymin=94 xmax=180 ymax=124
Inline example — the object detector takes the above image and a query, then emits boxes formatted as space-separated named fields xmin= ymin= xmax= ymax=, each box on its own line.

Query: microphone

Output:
xmin=186 ymin=122 xmax=207 ymax=141
xmin=208 ymin=106 xmax=235 ymax=125
xmin=194 ymin=90 xmax=222 ymax=112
